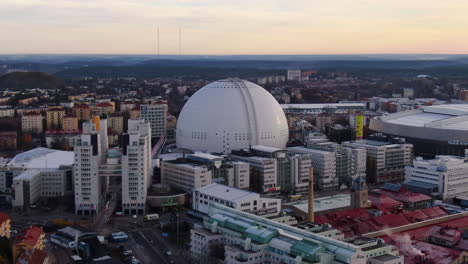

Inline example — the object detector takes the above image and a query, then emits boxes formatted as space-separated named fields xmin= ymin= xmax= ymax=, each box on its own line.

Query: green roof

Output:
xmin=290 ymin=240 xmax=325 ymax=262
xmin=225 ymin=218 xmax=252 ymax=233
xmin=244 ymin=226 xmax=278 ymax=244
xmin=211 ymin=214 xmax=230 ymax=227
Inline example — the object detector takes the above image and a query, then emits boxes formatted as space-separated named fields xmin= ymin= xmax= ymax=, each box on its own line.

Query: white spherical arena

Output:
xmin=176 ymin=78 xmax=289 ymax=153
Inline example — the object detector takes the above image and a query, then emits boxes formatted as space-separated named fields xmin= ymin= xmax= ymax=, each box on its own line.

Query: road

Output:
xmin=130 ymin=230 xmax=171 ymax=264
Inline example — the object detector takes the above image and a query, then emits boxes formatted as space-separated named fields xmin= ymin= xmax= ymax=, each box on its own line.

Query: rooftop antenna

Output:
xmin=179 ymin=28 xmax=181 ymax=56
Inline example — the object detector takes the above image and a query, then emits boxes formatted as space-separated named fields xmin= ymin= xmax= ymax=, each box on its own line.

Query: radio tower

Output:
xmin=157 ymin=26 xmax=160 ymax=56
xmin=179 ymin=28 xmax=181 ymax=56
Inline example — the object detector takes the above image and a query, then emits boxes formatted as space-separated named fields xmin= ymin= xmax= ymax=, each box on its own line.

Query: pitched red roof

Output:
xmin=403 ymin=210 xmax=431 ymax=222
xmin=372 ymin=213 xmax=411 ymax=228
xmin=73 ymin=103 xmax=90 ymax=109
xmin=17 ymin=226 xmax=43 ymax=247
xmin=95 ymin=102 xmax=113 ymax=107
xmin=420 ymin=207 xmax=448 ymax=219
xmin=368 ymin=194 xmax=403 ymax=210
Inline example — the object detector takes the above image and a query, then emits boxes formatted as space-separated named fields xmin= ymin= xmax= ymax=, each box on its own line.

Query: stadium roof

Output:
xmin=370 ymin=104 xmax=468 ymax=142
xmin=8 ymin=147 xmax=74 ymax=169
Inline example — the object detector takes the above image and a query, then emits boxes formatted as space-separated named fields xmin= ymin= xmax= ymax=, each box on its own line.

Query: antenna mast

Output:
xmin=157 ymin=26 xmax=160 ymax=56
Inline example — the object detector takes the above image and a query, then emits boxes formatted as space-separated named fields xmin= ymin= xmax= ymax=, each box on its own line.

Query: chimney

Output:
xmin=308 ymin=167 xmax=314 ymax=222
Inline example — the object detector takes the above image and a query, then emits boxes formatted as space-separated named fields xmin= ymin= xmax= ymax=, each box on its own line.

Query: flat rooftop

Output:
xmin=286 ymin=194 xmax=350 ymax=213
xmin=196 ymin=183 xmax=260 ymax=202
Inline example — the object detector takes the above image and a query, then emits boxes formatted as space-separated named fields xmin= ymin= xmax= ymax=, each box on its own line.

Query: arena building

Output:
xmin=370 ymin=104 xmax=468 ymax=157
xmin=176 ymin=79 xmax=289 ymax=154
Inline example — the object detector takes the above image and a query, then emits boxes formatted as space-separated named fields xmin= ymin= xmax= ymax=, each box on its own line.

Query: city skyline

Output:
xmin=1 ymin=0 xmax=468 ymax=55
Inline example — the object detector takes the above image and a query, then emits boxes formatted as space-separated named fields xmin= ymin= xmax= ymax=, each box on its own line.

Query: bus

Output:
xmin=143 ymin=214 xmax=159 ymax=221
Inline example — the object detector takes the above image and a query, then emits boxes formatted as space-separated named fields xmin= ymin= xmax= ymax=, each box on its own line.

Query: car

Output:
xmin=123 ymin=250 xmax=133 ymax=256
xmin=132 ymin=215 xmax=137 ymax=219
xmin=166 ymin=251 xmax=172 ymax=256
xmin=130 ymin=257 xmax=140 ymax=264
xmin=115 ymin=211 xmax=124 ymax=216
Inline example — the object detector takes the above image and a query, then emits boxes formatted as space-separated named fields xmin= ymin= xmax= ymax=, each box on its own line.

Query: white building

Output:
xmin=161 ymin=160 xmax=212 ymax=192
xmin=288 ymin=147 xmax=339 ymax=190
xmin=74 ymin=119 xmax=108 ymax=215
xmin=21 ymin=113 xmax=43 ymax=133
xmin=288 ymin=153 xmax=312 ymax=194
xmin=230 ymin=154 xmax=279 ymax=194
xmin=343 ymin=139 xmax=413 ymax=183
xmin=193 ymin=183 xmax=281 ymax=217
xmin=405 ymin=155 xmax=468 ymax=199
xmin=220 ymin=161 xmax=250 ymax=189
xmin=140 ymin=101 xmax=167 ymax=139
xmin=121 ymin=119 xmax=152 ymax=215
xmin=11 ymin=168 xmax=72 ymax=208
xmin=11 ymin=169 xmax=41 ymax=208
xmin=306 ymin=141 xmax=367 ymax=186
xmin=287 ymin=69 xmax=302 ymax=81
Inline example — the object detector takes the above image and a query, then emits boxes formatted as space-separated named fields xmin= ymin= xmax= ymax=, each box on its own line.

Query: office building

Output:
xmin=74 ymin=118 xmax=108 ymax=215
xmin=161 ymin=158 xmax=213 ymax=192
xmin=220 ymin=160 xmax=250 ymax=189
xmin=176 ymin=79 xmax=288 ymax=154
xmin=160 ymin=153 xmax=250 ymax=192
xmin=121 ymin=119 xmax=152 ymax=215
xmin=140 ymin=100 xmax=167 ymax=139
xmin=231 ymin=146 xmax=312 ymax=195
xmin=46 ymin=107 xmax=65 ymax=130
xmin=405 ymin=155 xmax=468 ymax=199
xmin=21 ymin=112 xmax=43 ymax=134
xmin=343 ymin=139 xmax=413 ymax=183
xmin=288 ymin=147 xmax=339 ymax=190
xmin=192 ymin=183 xmax=281 ymax=217
xmin=231 ymin=151 xmax=279 ymax=195
xmin=11 ymin=167 xmax=72 ymax=209
xmin=307 ymin=140 xmax=367 ymax=186
xmin=190 ymin=204 xmax=403 ymax=264
xmin=7 ymin=148 xmax=74 ymax=209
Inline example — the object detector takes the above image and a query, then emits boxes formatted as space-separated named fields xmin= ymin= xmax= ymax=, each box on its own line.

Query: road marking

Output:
xmin=138 ymin=231 xmax=169 ymax=264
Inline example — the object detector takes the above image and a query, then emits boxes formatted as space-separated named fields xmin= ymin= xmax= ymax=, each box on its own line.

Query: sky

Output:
xmin=1 ymin=0 xmax=468 ymax=55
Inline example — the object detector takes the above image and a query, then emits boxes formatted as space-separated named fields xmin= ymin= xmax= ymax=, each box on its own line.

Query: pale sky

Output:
xmin=1 ymin=0 xmax=468 ymax=55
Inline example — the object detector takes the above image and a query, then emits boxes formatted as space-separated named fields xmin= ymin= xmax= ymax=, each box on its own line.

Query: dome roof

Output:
xmin=176 ymin=79 xmax=289 ymax=153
